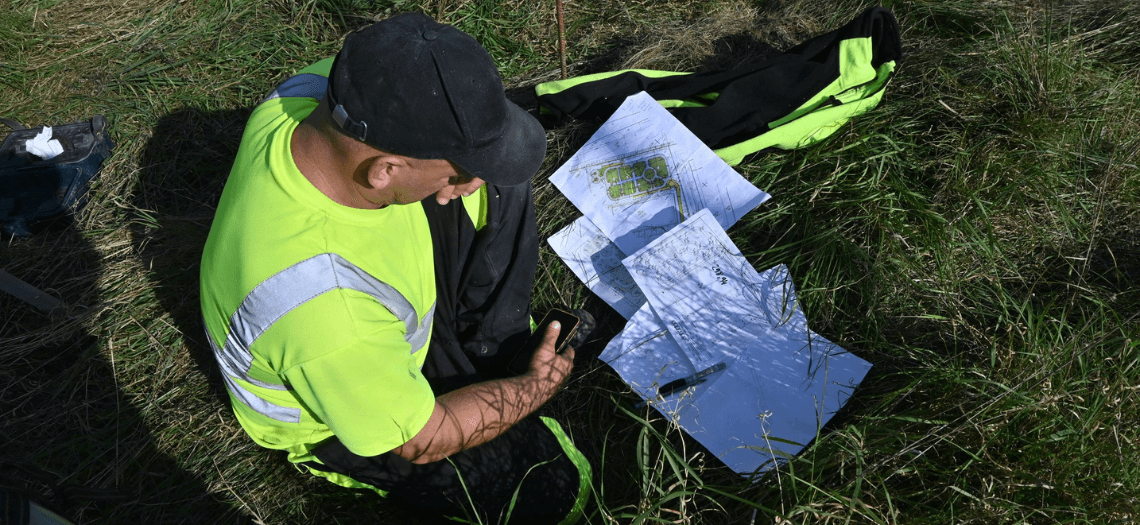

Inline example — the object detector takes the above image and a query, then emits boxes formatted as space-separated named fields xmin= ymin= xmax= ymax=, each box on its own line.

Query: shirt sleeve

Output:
xmin=298 ymin=57 xmax=335 ymax=78
xmin=282 ymin=324 xmax=437 ymax=457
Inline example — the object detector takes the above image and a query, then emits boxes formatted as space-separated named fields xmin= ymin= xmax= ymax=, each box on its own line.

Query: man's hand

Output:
xmin=434 ymin=175 xmax=485 ymax=205
xmin=526 ymin=321 xmax=575 ymax=397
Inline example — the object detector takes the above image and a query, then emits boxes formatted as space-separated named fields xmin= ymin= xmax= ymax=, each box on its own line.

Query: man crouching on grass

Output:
xmin=199 ymin=13 xmax=590 ymax=524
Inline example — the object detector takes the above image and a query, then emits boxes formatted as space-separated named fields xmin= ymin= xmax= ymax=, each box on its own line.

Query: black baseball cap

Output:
xmin=326 ymin=13 xmax=546 ymax=186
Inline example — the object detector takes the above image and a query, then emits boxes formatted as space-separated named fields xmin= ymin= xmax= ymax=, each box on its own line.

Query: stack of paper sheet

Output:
xmin=548 ymin=92 xmax=873 ymax=475
xmin=548 ymin=91 xmax=770 ymax=319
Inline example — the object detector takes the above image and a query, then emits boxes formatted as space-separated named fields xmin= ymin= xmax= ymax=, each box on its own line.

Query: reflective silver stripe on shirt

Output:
xmin=219 ymin=369 xmax=302 ymax=423
xmin=262 ymin=73 xmax=328 ymax=102
xmin=208 ymin=252 xmax=435 ymax=423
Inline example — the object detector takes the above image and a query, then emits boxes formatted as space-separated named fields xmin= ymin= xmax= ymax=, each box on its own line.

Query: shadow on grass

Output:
xmin=133 ymin=107 xmax=247 ymax=411
xmin=0 ymin=224 xmax=246 ymax=523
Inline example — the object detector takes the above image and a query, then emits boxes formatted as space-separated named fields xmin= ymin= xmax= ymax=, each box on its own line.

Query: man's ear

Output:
xmin=364 ymin=154 xmax=406 ymax=190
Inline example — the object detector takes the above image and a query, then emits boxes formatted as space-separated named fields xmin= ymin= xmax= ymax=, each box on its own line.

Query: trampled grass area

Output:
xmin=2 ymin=0 xmax=1137 ymax=523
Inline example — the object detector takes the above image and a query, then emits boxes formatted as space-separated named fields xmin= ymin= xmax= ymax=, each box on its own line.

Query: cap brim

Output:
xmin=449 ymin=102 xmax=547 ymax=186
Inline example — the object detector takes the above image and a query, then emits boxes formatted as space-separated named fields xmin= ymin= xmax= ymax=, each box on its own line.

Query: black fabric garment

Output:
xmin=304 ymin=182 xmax=578 ymax=524
xmin=535 ymin=6 xmax=901 ymax=151
xmin=421 ymin=181 xmax=539 ymax=394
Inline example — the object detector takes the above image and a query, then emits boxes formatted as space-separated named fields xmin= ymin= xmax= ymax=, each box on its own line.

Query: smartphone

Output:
xmin=506 ymin=309 xmax=580 ymax=375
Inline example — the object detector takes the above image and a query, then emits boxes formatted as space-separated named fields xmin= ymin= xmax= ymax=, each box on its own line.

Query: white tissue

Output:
xmin=26 ymin=127 xmax=64 ymax=160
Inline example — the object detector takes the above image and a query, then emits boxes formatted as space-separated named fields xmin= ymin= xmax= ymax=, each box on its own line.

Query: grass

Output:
xmin=2 ymin=0 xmax=1139 ymax=523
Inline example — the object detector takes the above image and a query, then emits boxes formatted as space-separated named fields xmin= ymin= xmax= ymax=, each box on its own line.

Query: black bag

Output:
xmin=0 ymin=116 xmax=115 ymax=236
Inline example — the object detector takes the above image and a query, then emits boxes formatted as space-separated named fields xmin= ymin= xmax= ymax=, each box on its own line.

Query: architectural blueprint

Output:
xmin=601 ymin=209 xmax=873 ymax=474
xmin=549 ymin=91 xmax=769 ymax=256
xmin=547 ymin=216 xmax=645 ymax=319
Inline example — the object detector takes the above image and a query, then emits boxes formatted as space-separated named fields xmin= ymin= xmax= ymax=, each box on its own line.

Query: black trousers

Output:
xmin=305 ymin=183 xmax=583 ymax=524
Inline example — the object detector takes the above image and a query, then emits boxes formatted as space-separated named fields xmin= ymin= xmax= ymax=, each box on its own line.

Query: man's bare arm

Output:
xmin=391 ymin=322 xmax=574 ymax=464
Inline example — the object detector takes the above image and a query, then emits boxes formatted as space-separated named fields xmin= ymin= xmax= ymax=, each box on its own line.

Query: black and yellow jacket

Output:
xmin=536 ymin=7 xmax=902 ymax=165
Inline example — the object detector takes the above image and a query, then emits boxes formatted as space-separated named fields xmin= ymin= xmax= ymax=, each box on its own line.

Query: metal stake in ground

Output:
xmin=556 ymin=0 xmax=567 ymax=79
